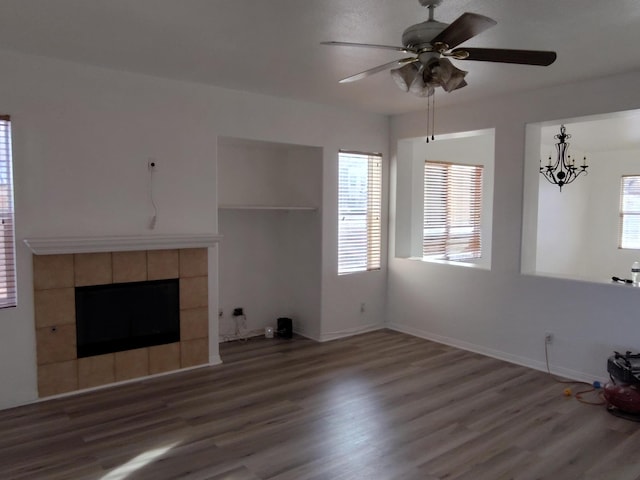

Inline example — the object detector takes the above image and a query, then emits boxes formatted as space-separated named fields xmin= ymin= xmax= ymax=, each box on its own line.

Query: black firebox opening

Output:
xmin=75 ymin=278 xmax=180 ymax=358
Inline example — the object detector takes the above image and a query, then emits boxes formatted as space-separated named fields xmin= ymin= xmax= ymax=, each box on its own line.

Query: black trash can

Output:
xmin=277 ymin=317 xmax=293 ymax=339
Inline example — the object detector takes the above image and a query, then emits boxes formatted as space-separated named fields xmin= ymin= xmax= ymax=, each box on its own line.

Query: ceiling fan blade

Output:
xmin=339 ymin=57 xmax=418 ymax=83
xmin=452 ymin=47 xmax=557 ymax=66
xmin=321 ymin=41 xmax=414 ymax=53
xmin=431 ymin=12 xmax=497 ymax=49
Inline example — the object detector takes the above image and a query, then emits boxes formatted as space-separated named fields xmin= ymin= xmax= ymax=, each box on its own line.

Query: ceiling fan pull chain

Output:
xmin=431 ymin=91 xmax=435 ymax=141
xmin=425 ymin=91 xmax=435 ymax=142
xmin=426 ymin=94 xmax=430 ymax=143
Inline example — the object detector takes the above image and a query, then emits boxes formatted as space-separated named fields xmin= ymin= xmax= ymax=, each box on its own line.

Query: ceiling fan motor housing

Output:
xmin=402 ymin=20 xmax=448 ymax=49
xmin=418 ymin=0 xmax=443 ymax=6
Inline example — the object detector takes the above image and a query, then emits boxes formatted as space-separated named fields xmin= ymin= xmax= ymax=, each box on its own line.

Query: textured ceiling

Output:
xmin=0 ymin=0 xmax=639 ymax=115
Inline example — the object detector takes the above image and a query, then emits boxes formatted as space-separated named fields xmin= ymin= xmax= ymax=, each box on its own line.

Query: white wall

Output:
xmin=388 ymin=70 xmax=640 ymax=383
xmin=0 ymin=49 xmax=388 ymax=410
xmin=536 ymin=148 xmax=591 ymax=279
xmin=217 ymin=140 xmax=322 ymax=208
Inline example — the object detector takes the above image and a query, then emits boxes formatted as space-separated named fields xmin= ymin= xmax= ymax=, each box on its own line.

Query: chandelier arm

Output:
xmin=540 ymin=166 xmax=558 ymax=185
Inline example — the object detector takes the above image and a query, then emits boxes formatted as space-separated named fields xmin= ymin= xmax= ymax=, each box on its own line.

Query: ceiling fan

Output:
xmin=321 ymin=0 xmax=557 ymax=98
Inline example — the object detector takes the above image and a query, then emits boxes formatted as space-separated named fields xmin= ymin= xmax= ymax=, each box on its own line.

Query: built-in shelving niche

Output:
xmin=217 ymin=136 xmax=322 ymax=341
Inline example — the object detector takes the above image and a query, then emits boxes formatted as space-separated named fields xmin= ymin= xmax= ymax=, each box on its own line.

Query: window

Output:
xmin=423 ymin=160 xmax=483 ymax=261
xmin=338 ymin=151 xmax=382 ymax=274
xmin=0 ymin=116 xmax=16 ymax=308
xmin=620 ymin=175 xmax=640 ymax=249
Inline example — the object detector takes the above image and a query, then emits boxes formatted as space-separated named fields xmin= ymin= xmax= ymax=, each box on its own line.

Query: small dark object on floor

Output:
xmin=277 ymin=317 xmax=293 ymax=339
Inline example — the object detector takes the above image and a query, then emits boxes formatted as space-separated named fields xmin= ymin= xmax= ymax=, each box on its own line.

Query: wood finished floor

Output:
xmin=1 ymin=329 xmax=639 ymax=480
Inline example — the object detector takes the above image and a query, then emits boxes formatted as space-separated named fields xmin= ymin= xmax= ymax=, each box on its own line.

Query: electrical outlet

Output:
xmin=545 ymin=331 xmax=553 ymax=344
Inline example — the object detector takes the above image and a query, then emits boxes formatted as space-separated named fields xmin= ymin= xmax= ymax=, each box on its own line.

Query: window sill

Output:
xmin=219 ymin=205 xmax=317 ymax=211
xmin=405 ymin=256 xmax=491 ymax=270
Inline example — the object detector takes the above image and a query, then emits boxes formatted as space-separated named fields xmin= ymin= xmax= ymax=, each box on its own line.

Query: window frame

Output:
xmin=423 ymin=160 xmax=483 ymax=262
xmin=337 ymin=150 xmax=382 ymax=275
xmin=0 ymin=115 xmax=16 ymax=309
xmin=619 ymin=175 xmax=640 ymax=249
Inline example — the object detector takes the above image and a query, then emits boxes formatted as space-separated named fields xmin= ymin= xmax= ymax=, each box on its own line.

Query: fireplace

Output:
xmin=29 ymin=244 xmax=215 ymax=398
xmin=75 ymin=278 xmax=180 ymax=358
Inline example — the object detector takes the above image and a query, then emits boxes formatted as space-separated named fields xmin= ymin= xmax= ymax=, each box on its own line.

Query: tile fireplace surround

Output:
xmin=26 ymin=235 xmax=219 ymax=398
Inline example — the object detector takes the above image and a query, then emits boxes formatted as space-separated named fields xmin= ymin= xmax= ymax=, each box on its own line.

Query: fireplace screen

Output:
xmin=75 ymin=278 xmax=180 ymax=358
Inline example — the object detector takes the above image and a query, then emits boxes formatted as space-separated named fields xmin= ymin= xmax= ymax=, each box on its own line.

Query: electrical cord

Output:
xmin=574 ymin=386 xmax=606 ymax=406
xmin=219 ymin=313 xmax=252 ymax=343
xmin=218 ymin=311 xmax=274 ymax=343
xmin=234 ymin=314 xmax=248 ymax=341
xmin=149 ymin=162 xmax=158 ymax=229
xmin=544 ymin=340 xmax=606 ymax=406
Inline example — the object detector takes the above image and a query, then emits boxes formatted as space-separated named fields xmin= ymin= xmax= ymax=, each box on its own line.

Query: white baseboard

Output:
xmin=218 ymin=331 xmax=263 ymax=343
xmin=387 ymin=322 xmax=603 ymax=385
xmin=220 ymin=323 xmax=385 ymax=344
xmin=318 ymin=323 xmax=384 ymax=343
xmin=292 ymin=329 xmax=321 ymax=341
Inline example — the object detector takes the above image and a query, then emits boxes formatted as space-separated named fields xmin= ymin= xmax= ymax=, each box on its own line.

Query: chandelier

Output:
xmin=540 ymin=124 xmax=588 ymax=191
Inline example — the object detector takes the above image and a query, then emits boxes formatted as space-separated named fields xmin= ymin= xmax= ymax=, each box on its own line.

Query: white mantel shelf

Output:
xmin=23 ymin=234 xmax=222 ymax=255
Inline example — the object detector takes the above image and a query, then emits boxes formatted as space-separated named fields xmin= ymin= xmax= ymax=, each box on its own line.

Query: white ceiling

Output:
xmin=0 ymin=0 xmax=639 ymax=116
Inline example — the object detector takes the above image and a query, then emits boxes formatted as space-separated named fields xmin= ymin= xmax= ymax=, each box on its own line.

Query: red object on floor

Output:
xmin=604 ymin=382 xmax=640 ymax=414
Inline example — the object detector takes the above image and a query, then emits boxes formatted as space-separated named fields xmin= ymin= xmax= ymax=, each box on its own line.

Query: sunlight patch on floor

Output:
xmin=100 ymin=443 xmax=178 ymax=480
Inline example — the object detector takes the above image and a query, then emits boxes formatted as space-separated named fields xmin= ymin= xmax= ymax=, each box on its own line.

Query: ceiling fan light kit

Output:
xmin=322 ymin=0 xmax=557 ymax=141
xmin=391 ymin=63 xmax=418 ymax=92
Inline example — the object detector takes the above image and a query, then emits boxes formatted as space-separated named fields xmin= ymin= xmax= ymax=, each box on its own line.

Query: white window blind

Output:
xmin=0 ymin=116 xmax=16 ymax=308
xmin=423 ymin=160 xmax=483 ymax=261
xmin=338 ymin=151 xmax=382 ymax=275
xmin=620 ymin=175 xmax=640 ymax=249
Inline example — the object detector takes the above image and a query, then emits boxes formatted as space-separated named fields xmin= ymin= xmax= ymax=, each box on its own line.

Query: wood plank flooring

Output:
xmin=0 ymin=329 xmax=639 ymax=479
